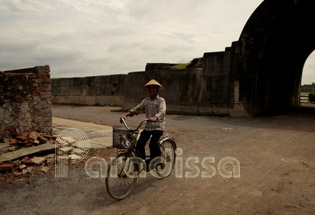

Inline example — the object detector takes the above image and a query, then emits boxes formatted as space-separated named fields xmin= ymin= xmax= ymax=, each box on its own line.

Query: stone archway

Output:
xmin=234 ymin=0 xmax=315 ymax=115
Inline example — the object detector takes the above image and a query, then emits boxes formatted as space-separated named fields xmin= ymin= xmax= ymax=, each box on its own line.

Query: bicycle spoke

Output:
xmin=106 ymin=154 xmax=138 ymax=200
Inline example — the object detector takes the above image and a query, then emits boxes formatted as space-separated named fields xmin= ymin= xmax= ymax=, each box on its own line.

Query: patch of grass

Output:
xmin=170 ymin=63 xmax=191 ymax=70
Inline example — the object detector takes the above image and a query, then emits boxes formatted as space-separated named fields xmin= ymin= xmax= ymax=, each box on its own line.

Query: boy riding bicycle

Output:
xmin=121 ymin=79 xmax=166 ymax=168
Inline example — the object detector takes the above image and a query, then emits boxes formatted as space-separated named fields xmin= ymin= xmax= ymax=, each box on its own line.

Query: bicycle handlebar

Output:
xmin=120 ymin=118 xmax=148 ymax=131
xmin=120 ymin=117 xmax=130 ymax=130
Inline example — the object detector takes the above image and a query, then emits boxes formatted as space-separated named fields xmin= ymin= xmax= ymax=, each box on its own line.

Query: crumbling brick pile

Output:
xmin=0 ymin=131 xmax=56 ymax=177
xmin=0 ymin=133 xmax=89 ymax=178
xmin=0 ymin=154 xmax=55 ymax=177
xmin=8 ymin=131 xmax=55 ymax=151
xmin=56 ymin=136 xmax=88 ymax=161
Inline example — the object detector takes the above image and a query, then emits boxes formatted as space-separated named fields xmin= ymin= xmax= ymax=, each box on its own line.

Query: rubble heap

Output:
xmin=0 ymin=131 xmax=56 ymax=177
xmin=7 ymin=131 xmax=55 ymax=151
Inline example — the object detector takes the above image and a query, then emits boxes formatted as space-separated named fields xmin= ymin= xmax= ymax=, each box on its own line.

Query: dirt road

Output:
xmin=1 ymin=105 xmax=315 ymax=215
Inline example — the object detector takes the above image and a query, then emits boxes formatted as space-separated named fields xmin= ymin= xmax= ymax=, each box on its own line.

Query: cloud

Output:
xmin=3 ymin=0 xmax=296 ymax=79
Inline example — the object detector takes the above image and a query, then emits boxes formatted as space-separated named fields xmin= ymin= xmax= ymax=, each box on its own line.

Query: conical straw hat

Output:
xmin=143 ymin=79 xmax=164 ymax=91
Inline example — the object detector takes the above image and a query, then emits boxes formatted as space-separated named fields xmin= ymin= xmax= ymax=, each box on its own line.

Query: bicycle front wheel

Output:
xmin=105 ymin=153 xmax=138 ymax=200
xmin=156 ymin=140 xmax=176 ymax=178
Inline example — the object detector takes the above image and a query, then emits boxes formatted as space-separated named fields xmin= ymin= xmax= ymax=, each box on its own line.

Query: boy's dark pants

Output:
xmin=135 ymin=130 xmax=163 ymax=161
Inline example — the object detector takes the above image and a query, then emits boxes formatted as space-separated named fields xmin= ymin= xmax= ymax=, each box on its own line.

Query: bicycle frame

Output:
xmin=119 ymin=117 xmax=176 ymax=152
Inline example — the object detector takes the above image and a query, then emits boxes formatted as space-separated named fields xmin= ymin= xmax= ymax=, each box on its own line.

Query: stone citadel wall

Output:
xmin=51 ymin=75 xmax=126 ymax=106
xmin=51 ymin=50 xmax=247 ymax=117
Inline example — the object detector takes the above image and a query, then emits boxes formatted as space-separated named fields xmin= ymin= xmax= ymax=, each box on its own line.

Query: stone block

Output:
xmin=56 ymin=137 xmax=69 ymax=147
xmin=203 ymin=51 xmax=230 ymax=77
xmin=70 ymin=86 xmax=81 ymax=96
xmin=69 ymin=78 xmax=81 ymax=86
xmin=0 ymin=143 xmax=55 ymax=163
xmin=72 ymin=140 xmax=90 ymax=149
xmin=95 ymin=96 xmax=122 ymax=106
xmin=84 ymin=96 xmax=96 ymax=105
xmin=31 ymin=157 xmax=47 ymax=165
xmin=59 ymin=147 xmax=72 ymax=153
xmin=80 ymin=77 xmax=89 ymax=85
xmin=19 ymin=164 xmax=27 ymax=169
xmin=29 ymin=131 xmax=40 ymax=140
xmin=62 ymin=137 xmax=76 ymax=144
xmin=72 ymin=148 xmax=85 ymax=155
xmin=40 ymin=166 xmax=49 ymax=173
xmin=71 ymin=96 xmax=85 ymax=104
xmin=0 ymin=143 xmax=10 ymax=154
xmin=59 ymin=86 xmax=71 ymax=96
xmin=69 ymin=154 xmax=82 ymax=160
xmin=81 ymin=86 xmax=89 ymax=96
xmin=22 ymin=166 xmax=33 ymax=175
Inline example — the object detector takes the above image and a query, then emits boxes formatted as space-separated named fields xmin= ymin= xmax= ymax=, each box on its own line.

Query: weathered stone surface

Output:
xmin=29 ymin=131 xmax=40 ymax=140
xmin=0 ymin=143 xmax=55 ymax=163
xmin=72 ymin=140 xmax=90 ymax=149
xmin=56 ymin=137 xmax=69 ymax=146
xmin=62 ymin=137 xmax=76 ymax=144
xmin=0 ymin=143 xmax=10 ymax=153
xmin=72 ymin=148 xmax=85 ymax=155
xmin=56 ymin=156 xmax=69 ymax=163
xmin=38 ymin=136 xmax=48 ymax=144
xmin=0 ymin=66 xmax=52 ymax=138
xmin=51 ymin=74 xmax=126 ymax=106
xmin=22 ymin=167 xmax=33 ymax=175
xmin=89 ymin=136 xmax=112 ymax=149
xmin=59 ymin=147 xmax=72 ymax=153
xmin=31 ymin=157 xmax=46 ymax=165
xmin=47 ymin=157 xmax=55 ymax=164
xmin=40 ymin=166 xmax=49 ymax=173
xmin=19 ymin=164 xmax=27 ymax=170
xmin=69 ymin=154 xmax=82 ymax=160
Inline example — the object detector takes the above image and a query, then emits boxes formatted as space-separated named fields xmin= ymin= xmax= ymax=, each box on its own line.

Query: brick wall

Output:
xmin=0 ymin=66 xmax=52 ymax=140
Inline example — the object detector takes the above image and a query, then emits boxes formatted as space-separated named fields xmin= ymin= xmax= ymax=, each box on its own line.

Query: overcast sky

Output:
xmin=0 ymin=0 xmax=314 ymax=84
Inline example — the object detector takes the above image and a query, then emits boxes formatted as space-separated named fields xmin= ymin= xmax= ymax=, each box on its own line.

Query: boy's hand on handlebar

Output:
xmin=149 ymin=116 xmax=158 ymax=122
xmin=119 ymin=116 xmax=126 ymax=123
xmin=125 ymin=112 xmax=134 ymax=117
xmin=120 ymin=112 xmax=134 ymax=123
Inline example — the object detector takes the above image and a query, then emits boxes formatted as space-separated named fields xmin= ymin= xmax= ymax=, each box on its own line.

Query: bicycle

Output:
xmin=105 ymin=118 xmax=177 ymax=200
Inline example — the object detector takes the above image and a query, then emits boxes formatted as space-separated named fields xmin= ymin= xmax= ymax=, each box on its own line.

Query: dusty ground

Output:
xmin=0 ymin=105 xmax=315 ymax=215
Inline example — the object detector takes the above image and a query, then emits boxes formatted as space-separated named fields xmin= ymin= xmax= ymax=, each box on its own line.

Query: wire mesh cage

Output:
xmin=112 ymin=127 xmax=129 ymax=148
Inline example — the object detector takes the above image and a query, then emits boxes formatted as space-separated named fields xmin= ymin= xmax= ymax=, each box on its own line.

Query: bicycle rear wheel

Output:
xmin=156 ymin=140 xmax=176 ymax=178
xmin=106 ymin=153 xmax=138 ymax=200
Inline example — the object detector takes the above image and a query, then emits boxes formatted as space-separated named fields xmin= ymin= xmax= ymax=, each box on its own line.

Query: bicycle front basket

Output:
xmin=112 ymin=127 xmax=129 ymax=149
